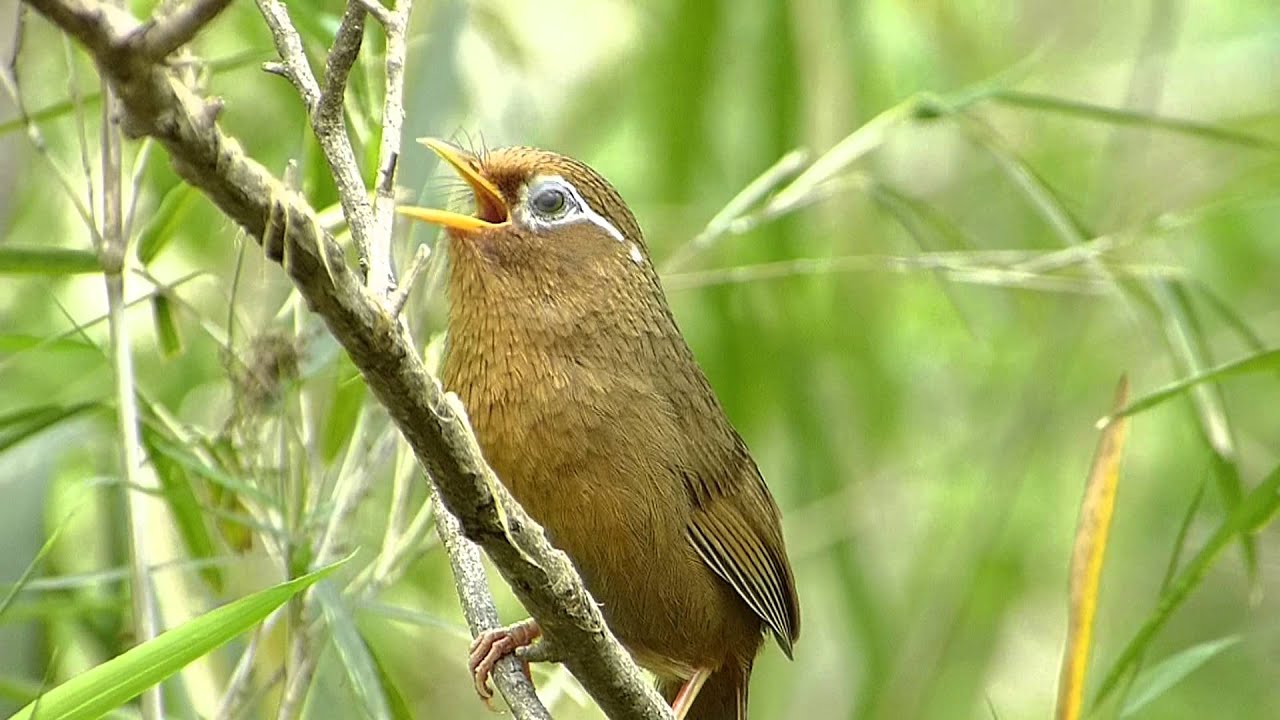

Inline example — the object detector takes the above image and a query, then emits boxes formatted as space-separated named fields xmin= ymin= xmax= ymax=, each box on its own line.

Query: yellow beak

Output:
xmin=396 ymin=138 xmax=508 ymax=232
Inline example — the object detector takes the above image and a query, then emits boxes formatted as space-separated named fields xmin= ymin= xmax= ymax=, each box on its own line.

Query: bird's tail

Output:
xmin=658 ymin=662 xmax=751 ymax=720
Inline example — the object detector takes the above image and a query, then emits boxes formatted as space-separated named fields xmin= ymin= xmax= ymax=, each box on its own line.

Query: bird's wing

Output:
xmin=682 ymin=441 xmax=801 ymax=656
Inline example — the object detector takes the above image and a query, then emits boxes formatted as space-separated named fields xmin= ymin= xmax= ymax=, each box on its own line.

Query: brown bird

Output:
xmin=399 ymin=139 xmax=800 ymax=719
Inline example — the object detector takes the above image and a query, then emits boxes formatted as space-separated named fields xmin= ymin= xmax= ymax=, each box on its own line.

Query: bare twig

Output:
xmin=434 ymin=494 xmax=552 ymax=720
xmin=135 ymin=0 xmax=233 ymax=59
xmin=317 ymin=1 xmax=365 ymax=129
xmin=351 ymin=0 xmax=391 ymax=27
xmin=388 ymin=242 xmax=429 ymax=317
xmin=214 ymin=609 xmax=282 ymax=720
xmin=255 ymin=0 xmax=374 ymax=269
xmin=251 ymin=0 xmax=319 ymax=108
xmin=363 ymin=0 xmax=410 ymax=298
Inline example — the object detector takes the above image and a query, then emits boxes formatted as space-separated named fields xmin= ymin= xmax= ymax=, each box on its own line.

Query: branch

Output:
xmin=254 ymin=0 xmax=375 ymax=266
xmin=21 ymin=1 xmax=674 ymax=717
xmin=434 ymin=493 xmax=552 ymax=720
xmin=363 ymin=0 xmax=408 ymax=298
xmin=134 ymin=0 xmax=233 ymax=59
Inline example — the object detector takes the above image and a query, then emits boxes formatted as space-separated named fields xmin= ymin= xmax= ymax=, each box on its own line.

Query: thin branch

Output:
xmin=318 ymin=2 xmax=365 ymax=118
xmin=434 ymin=493 xmax=552 ymax=720
xmin=662 ymin=253 xmax=1182 ymax=294
xmin=251 ymin=0 xmax=319 ymax=108
xmin=388 ymin=242 xmax=429 ymax=317
xmin=254 ymin=0 xmax=374 ymax=270
xmin=351 ymin=0 xmax=391 ymax=27
xmin=363 ymin=0 xmax=409 ymax=298
xmin=134 ymin=0 xmax=233 ymax=59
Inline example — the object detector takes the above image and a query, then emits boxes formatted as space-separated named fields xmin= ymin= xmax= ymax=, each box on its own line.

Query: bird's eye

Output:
xmin=529 ymin=185 xmax=568 ymax=216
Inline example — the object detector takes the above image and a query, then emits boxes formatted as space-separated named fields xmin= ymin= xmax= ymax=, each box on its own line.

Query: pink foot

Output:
xmin=468 ymin=619 xmax=541 ymax=700
xmin=671 ymin=668 xmax=711 ymax=720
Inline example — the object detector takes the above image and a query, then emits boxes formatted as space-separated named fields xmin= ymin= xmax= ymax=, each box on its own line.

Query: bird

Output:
xmin=398 ymin=139 xmax=800 ymax=720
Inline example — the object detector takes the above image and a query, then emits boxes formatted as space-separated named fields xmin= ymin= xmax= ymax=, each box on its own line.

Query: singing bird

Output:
xmin=399 ymin=140 xmax=800 ymax=719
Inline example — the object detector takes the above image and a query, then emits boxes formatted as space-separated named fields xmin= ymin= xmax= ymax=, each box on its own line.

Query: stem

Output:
xmin=101 ymin=76 xmax=163 ymax=720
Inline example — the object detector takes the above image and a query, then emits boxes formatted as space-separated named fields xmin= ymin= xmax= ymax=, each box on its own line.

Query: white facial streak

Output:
xmin=519 ymin=174 xmax=627 ymax=245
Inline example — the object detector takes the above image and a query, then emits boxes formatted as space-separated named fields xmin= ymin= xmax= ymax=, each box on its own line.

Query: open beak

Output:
xmin=396 ymin=138 xmax=509 ymax=233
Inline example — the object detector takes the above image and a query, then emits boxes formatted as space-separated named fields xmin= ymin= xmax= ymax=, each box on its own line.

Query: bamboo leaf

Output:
xmin=1092 ymin=464 xmax=1280 ymax=708
xmin=8 ymin=559 xmax=348 ymax=720
xmin=321 ymin=365 xmax=367 ymax=463
xmin=1120 ymin=636 xmax=1241 ymax=716
xmin=0 ymin=335 xmax=98 ymax=355
xmin=0 ymin=247 xmax=99 ymax=275
xmin=136 ymin=184 xmax=200 ymax=265
xmin=0 ymin=402 xmax=101 ymax=454
xmin=1103 ymin=348 xmax=1280 ymax=423
xmin=313 ymin=584 xmax=393 ymax=720
xmin=150 ymin=294 xmax=184 ymax=358
xmin=1055 ymin=376 xmax=1131 ymax=720
xmin=990 ymin=91 xmax=1280 ymax=152
xmin=140 ymin=425 xmax=221 ymax=590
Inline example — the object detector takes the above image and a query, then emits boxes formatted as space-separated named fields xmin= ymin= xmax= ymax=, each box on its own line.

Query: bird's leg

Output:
xmin=670 ymin=668 xmax=711 ymax=720
xmin=468 ymin=618 xmax=542 ymax=700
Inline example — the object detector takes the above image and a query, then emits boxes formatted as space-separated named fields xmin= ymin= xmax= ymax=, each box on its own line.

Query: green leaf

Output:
xmin=0 ymin=335 xmax=98 ymax=355
xmin=313 ymin=584 xmax=393 ymax=720
xmin=989 ymin=90 xmax=1280 ymax=152
xmin=150 ymin=294 xmax=184 ymax=358
xmin=0 ymin=247 xmax=99 ymax=275
xmin=1105 ymin=348 xmax=1280 ymax=422
xmin=8 ymin=559 xmax=348 ymax=720
xmin=366 ymin=636 xmax=415 ymax=720
xmin=0 ymin=512 xmax=72 ymax=622
xmin=0 ymin=402 xmax=101 ymax=454
xmin=321 ymin=364 xmax=367 ymax=463
xmin=140 ymin=425 xmax=220 ymax=591
xmin=1092 ymin=464 xmax=1280 ymax=709
xmin=1120 ymin=636 xmax=1241 ymax=716
xmin=136 ymin=184 xmax=200 ymax=264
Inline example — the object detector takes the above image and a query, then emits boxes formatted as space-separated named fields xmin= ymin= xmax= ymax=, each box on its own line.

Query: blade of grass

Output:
xmin=1091 ymin=463 xmax=1280 ymax=709
xmin=0 ymin=247 xmax=100 ymax=275
xmin=1055 ymin=376 xmax=1131 ymax=720
xmin=140 ymin=425 xmax=221 ymax=591
xmin=312 ymin=583 xmax=393 ymax=720
xmin=0 ymin=512 xmax=73 ymax=621
xmin=1120 ymin=635 xmax=1241 ymax=717
xmin=0 ymin=335 xmax=97 ymax=354
xmin=988 ymin=90 xmax=1280 ymax=153
xmin=150 ymin=294 xmax=183 ymax=358
xmin=135 ymin=184 xmax=200 ymax=265
xmin=0 ymin=402 xmax=101 ymax=453
xmin=1103 ymin=348 xmax=1280 ymax=422
xmin=8 ymin=559 xmax=348 ymax=720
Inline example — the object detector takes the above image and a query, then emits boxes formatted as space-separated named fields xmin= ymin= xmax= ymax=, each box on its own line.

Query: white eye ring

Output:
xmin=521 ymin=175 xmax=625 ymax=244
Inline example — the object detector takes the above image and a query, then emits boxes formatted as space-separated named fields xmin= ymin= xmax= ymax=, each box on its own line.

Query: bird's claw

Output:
xmin=468 ymin=619 xmax=542 ymax=700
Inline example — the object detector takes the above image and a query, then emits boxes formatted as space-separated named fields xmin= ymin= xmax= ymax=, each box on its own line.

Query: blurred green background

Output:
xmin=2 ymin=0 xmax=1279 ymax=718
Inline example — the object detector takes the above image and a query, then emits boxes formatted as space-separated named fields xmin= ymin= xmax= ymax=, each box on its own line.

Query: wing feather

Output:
xmin=684 ymin=457 xmax=800 ymax=656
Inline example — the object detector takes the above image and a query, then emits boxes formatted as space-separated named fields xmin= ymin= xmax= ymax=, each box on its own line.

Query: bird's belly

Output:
xmin=481 ymin=422 xmax=762 ymax=676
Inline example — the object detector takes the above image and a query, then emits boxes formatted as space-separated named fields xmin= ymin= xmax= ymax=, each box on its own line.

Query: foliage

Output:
xmin=1 ymin=0 xmax=1278 ymax=719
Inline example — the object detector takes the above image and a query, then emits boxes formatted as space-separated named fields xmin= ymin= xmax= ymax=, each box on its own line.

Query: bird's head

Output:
xmin=398 ymin=140 xmax=655 ymax=295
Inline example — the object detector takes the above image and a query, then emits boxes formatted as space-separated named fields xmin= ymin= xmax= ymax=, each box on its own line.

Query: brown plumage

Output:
xmin=400 ymin=141 xmax=800 ymax=719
